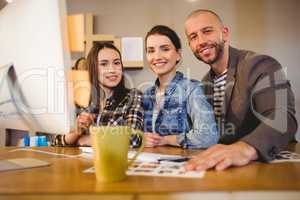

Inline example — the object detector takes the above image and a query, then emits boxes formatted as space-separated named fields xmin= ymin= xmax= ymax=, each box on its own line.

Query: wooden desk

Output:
xmin=0 ymin=144 xmax=300 ymax=200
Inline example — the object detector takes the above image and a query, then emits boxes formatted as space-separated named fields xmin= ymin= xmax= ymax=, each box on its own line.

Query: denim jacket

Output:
xmin=144 ymin=72 xmax=219 ymax=149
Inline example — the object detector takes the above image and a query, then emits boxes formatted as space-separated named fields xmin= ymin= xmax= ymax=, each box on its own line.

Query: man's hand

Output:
xmin=184 ymin=141 xmax=258 ymax=171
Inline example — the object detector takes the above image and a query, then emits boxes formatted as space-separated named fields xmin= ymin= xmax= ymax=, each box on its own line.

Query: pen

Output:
xmin=158 ymin=157 xmax=191 ymax=163
xmin=96 ymin=112 xmax=102 ymax=126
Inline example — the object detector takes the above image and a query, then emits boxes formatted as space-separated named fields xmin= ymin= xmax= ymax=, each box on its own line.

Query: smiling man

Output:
xmin=184 ymin=9 xmax=298 ymax=171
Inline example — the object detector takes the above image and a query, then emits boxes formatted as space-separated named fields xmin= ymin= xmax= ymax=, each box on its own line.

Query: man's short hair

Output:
xmin=186 ymin=9 xmax=224 ymax=26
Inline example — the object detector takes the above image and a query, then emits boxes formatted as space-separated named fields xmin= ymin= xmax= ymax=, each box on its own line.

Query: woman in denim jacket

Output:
xmin=144 ymin=25 xmax=218 ymax=149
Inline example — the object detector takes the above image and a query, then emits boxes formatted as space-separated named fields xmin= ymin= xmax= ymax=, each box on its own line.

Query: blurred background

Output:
xmin=67 ymin=0 xmax=300 ymax=140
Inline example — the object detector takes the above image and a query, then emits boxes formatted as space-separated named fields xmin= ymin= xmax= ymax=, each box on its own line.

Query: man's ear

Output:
xmin=222 ymin=26 xmax=229 ymax=43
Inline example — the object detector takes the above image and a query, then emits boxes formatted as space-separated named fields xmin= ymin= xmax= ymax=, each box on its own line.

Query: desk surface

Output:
xmin=0 ymin=144 xmax=300 ymax=199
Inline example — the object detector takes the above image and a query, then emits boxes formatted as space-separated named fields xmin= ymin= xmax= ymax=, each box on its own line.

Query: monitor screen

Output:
xmin=0 ymin=0 xmax=74 ymax=137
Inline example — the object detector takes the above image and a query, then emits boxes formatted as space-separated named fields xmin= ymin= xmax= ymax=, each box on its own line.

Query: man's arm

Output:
xmin=240 ymin=55 xmax=297 ymax=161
xmin=185 ymin=55 xmax=297 ymax=171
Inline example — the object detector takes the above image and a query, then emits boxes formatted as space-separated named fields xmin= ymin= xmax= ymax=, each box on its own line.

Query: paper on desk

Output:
xmin=126 ymin=161 xmax=205 ymax=178
xmin=271 ymin=151 xmax=300 ymax=163
xmin=83 ymin=161 xmax=205 ymax=179
xmin=0 ymin=158 xmax=50 ymax=172
xmin=80 ymin=147 xmax=204 ymax=178
xmin=79 ymin=147 xmax=183 ymax=162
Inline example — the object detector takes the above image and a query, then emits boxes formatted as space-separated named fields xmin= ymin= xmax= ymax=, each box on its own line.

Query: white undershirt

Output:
xmin=152 ymin=91 xmax=165 ymax=133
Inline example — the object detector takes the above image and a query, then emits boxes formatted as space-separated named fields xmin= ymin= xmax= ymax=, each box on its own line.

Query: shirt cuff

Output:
xmin=176 ymin=134 xmax=187 ymax=148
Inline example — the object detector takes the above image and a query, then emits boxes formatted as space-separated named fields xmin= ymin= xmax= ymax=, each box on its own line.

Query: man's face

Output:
xmin=185 ymin=13 xmax=228 ymax=65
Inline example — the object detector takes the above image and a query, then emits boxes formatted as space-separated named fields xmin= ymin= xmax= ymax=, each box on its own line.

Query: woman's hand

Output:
xmin=63 ymin=129 xmax=80 ymax=145
xmin=77 ymin=135 xmax=91 ymax=146
xmin=63 ymin=113 xmax=95 ymax=145
xmin=76 ymin=112 xmax=96 ymax=136
xmin=144 ymin=132 xmax=179 ymax=148
xmin=144 ymin=132 xmax=167 ymax=147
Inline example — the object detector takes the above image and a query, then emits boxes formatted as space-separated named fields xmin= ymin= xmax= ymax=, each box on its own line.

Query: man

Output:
xmin=184 ymin=9 xmax=298 ymax=171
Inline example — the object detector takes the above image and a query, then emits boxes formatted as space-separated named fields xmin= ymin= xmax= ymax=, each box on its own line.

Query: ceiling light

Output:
xmin=185 ymin=0 xmax=199 ymax=2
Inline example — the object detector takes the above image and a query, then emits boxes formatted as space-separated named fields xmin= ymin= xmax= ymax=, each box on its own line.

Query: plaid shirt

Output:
xmin=96 ymin=88 xmax=144 ymax=147
xmin=52 ymin=88 xmax=144 ymax=147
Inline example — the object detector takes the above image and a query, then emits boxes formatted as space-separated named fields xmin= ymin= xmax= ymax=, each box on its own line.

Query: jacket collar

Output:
xmin=227 ymin=46 xmax=240 ymax=80
xmin=153 ymin=71 xmax=184 ymax=97
xmin=224 ymin=46 xmax=239 ymax=117
xmin=206 ymin=46 xmax=239 ymax=79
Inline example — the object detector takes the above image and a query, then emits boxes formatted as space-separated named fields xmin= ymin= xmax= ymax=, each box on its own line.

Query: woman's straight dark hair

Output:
xmin=145 ymin=25 xmax=182 ymax=51
xmin=145 ymin=25 xmax=182 ymax=64
xmin=86 ymin=42 xmax=129 ymax=112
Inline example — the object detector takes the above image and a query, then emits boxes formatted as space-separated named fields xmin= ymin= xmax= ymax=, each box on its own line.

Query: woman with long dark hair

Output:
xmin=53 ymin=42 xmax=143 ymax=147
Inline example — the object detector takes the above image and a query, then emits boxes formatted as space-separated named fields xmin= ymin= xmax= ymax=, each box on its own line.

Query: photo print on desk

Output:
xmin=271 ymin=151 xmax=300 ymax=163
xmin=83 ymin=161 xmax=205 ymax=178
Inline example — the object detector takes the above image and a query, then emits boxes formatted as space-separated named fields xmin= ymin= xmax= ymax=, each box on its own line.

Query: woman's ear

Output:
xmin=176 ymin=49 xmax=182 ymax=62
xmin=175 ymin=50 xmax=182 ymax=65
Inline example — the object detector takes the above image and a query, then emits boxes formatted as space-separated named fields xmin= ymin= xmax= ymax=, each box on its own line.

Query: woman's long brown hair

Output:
xmin=86 ymin=42 xmax=129 ymax=113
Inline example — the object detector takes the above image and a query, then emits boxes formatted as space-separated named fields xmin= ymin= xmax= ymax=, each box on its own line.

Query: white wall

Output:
xmin=67 ymin=0 xmax=300 ymax=140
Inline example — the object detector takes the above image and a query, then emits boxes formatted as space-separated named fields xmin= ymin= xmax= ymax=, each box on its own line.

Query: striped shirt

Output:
xmin=213 ymin=71 xmax=227 ymax=132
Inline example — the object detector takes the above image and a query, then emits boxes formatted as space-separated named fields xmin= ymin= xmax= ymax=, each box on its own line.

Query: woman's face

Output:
xmin=97 ymin=48 xmax=122 ymax=89
xmin=146 ymin=34 xmax=181 ymax=77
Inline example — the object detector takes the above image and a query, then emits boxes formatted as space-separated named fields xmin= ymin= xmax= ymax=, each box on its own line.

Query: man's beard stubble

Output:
xmin=194 ymin=41 xmax=225 ymax=65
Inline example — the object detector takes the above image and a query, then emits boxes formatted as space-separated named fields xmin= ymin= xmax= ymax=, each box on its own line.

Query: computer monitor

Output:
xmin=0 ymin=0 xmax=75 ymax=142
xmin=0 ymin=63 xmax=42 ymax=134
